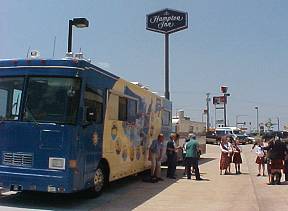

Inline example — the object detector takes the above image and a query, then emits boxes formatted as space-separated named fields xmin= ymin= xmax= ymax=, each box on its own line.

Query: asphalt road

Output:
xmin=0 ymin=144 xmax=288 ymax=211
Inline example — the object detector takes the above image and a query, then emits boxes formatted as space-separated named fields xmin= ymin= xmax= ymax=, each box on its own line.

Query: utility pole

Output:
xmin=255 ymin=107 xmax=259 ymax=134
xmin=206 ymin=93 xmax=210 ymax=131
xmin=220 ymin=86 xmax=230 ymax=127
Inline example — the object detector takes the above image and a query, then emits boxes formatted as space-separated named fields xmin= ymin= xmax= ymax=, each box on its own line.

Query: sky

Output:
xmin=1 ymin=0 xmax=288 ymax=131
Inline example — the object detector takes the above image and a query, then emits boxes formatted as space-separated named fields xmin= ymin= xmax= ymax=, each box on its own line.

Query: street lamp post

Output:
xmin=277 ymin=117 xmax=280 ymax=131
xmin=206 ymin=93 xmax=210 ymax=131
xmin=255 ymin=106 xmax=259 ymax=134
xmin=67 ymin=18 xmax=89 ymax=53
xmin=220 ymin=86 xmax=230 ymax=127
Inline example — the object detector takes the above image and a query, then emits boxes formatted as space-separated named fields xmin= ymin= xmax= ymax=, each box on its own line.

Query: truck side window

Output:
xmin=118 ymin=97 xmax=127 ymax=121
xmin=118 ymin=97 xmax=137 ymax=122
xmin=84 ymin=87 xmax=103 ymax=124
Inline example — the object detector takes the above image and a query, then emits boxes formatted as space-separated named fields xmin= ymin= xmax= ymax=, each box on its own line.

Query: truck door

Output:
xmin=81 ymin=86 xmax=104 ymax=182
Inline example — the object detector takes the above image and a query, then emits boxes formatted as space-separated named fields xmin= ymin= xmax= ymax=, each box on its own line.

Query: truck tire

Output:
xmin=88 ymin=164 xmax=107 ymax=197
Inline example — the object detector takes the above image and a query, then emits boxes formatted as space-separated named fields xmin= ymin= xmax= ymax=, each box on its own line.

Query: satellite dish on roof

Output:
xmin=30 ymin=50 xmax=40 ymax=59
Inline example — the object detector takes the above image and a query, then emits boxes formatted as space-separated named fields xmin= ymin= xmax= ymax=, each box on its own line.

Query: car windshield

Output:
xmin=216 ymin=130 xmax=226 ymax=135
xmin=23 ymin=77 xmax=81 ymax=124
xmin=233 ymin=130 xmax=245 ymax=135
xmin=0 ymin=77 xmax=24 ymax=121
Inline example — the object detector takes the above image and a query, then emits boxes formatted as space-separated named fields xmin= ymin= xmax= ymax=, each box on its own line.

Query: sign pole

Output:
xmin=206 ymin=93 xmax=210 ymax=131
xmin=165 ymin=33 xmax=170 ymax=100
xmin=146 ymin=8 xmax=188 ymax=100
xmin=224 ymin=96 xmax=227 ymax=127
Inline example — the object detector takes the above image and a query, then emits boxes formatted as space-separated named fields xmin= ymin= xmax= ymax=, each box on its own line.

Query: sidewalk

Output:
xmin=1 ymin=144 xmax=287 ymax=211
xmin=135 ymin=144 xmax=288 ymax=211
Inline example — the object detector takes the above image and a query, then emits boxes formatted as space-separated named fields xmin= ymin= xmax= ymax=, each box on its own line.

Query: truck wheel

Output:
xmin=88 ymin=164 xmax=106 ymax=197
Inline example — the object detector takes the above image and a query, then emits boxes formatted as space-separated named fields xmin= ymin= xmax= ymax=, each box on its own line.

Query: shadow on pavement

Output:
xmin=0 ymin=169 xmax=185 ymax=210
xmin=0 ymin=158 xmax=216 ymax=210
xmin=199 ymin=158 xmax=216 ymax=165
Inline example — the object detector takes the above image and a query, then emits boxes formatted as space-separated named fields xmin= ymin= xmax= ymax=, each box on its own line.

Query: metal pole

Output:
xmin=256 ymin=107 xmax=259 ymax=134
xmin=215 ymin=105 xmax=216 ymax=128
xmin=68 ymin=20 xmax=73 ymax=53
xmin=277 ymin=117 xmax=280 ymax=131
xmin=206 ymin=93 xmax=210 ymax=131
xmin=236 ymin=115 xmax=238 ymax=127
xmin=164 ymin=33 xmax=170 ymax=100
xmin=224 ymin=95 xmax=227 ymax=127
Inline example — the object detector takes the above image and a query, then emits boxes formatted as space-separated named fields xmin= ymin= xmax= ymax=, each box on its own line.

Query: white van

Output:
xmin=215 ymin=127 xmax=249 ymax=144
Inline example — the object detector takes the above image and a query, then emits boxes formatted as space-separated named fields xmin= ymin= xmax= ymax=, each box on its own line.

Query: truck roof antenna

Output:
xmin=52 ymin=36 xmax=56 ymax=58
xmin=26 ymin=46 xmax=31 ymax=59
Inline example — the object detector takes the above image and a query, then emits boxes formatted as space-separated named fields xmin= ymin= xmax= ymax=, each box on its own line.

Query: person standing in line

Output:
xmin=185 ymin=134 xmax=203 ymax=180
xmin=232 ymin=138 xmax=242 ymax=174
xmin=166 ymin=133 xmax=180 ymax=179
xmin=262 ymin=138 xmax=272 ymax=182
xmin=148 ymin=134 xmax=164 ymax=182
xmin=284 ymin=141 xmax=288 ymax=182
xmin=174 ymin=133 xmax=181 ymax=175
xmin=227 ymin=137 xmax=234 ymax=174
xmin=263 ymin=137 xmax=287 ymax=185
xmin=254 ymin=140 xmax=265 ymax=176
xmin=182 ymin=137 xmax=190 ymax=176
xmin=220 ymin=136 xmax=230 ymax=175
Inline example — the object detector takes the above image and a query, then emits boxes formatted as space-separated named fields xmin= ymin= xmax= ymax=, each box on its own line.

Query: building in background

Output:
xmin=172 ymin=110 xmax=206 ymax=158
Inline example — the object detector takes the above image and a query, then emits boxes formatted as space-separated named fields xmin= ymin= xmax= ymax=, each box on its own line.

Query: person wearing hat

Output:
xmin=185 ymin=134 xmax=203 ymax=180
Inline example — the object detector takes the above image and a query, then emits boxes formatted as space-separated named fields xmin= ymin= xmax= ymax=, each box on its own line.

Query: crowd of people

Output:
xmin=148 ymin=131 xmax=288 ymax=185
xmin=252 ymin=136 xmax=288 ymax=185
xmin=219 ymin=136 xmax=243 ymax=175
xmin=219 ymin=134 xmax=288 ymax=185
xmin=148 ymin=133 xmax=203 ymax=182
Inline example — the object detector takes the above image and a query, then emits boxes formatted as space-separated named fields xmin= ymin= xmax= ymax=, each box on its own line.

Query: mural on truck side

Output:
xmin=103 ymin=80 xmax=164 ymax=181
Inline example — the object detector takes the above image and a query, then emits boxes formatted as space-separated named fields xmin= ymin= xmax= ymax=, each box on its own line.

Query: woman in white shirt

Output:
xmin=255 ymin=140 xmax=265 ymax=176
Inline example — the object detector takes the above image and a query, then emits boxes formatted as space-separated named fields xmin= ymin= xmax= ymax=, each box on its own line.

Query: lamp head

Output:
xmin=72 ymin=18 xmax=89 ymax=28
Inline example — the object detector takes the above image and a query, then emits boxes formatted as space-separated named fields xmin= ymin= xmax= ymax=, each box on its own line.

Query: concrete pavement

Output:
xmin=134 ymin=144 xmax=288 ymax=211
xmin=0 ymin=144 xmax=288 ymax=211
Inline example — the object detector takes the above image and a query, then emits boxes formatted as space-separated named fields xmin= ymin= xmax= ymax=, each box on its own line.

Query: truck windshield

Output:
xmin=23 ymin=77 xmax=81 ymax=124
xmin=0 ymin=77 xmax=24 ymax=121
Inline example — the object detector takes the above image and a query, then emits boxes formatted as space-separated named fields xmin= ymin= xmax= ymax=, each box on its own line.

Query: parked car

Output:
xmin=213 ymin=127 xmax=251 ymax=144
xmin=262 ymin=130 xmax=288 ymax=141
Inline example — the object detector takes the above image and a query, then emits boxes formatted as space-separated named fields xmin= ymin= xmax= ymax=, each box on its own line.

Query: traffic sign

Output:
xmin=213 ymin=96 xmax=226 ymax=105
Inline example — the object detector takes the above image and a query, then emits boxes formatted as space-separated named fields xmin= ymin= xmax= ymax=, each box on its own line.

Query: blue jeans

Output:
xmin=167 ymin=154 xmax=177 ymax=177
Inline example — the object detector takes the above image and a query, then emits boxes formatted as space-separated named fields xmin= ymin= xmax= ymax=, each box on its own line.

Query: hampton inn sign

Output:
xmin=146 ymin=8 xmax=188 ymax=100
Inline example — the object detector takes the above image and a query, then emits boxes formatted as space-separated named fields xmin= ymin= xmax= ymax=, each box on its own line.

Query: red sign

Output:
xmin=213 ymin=96 xmax=226 ymax=105
xmin=221 ymin=86 xmax=228 ymax=93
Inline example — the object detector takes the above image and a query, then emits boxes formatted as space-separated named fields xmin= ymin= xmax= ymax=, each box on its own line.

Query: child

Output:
xmin=255 ymin=140 xmax=265 ymax=176
xmin=232 ymin=138 xmax=242 ymax=174
xmin=227 ymin=136 xmax=234 ymax=174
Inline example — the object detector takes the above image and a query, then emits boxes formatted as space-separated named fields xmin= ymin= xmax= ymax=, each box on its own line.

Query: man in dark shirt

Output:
xmin=263 ymin=137 xmax=287 ymax=184
xmin=166 ymin=133 xmax=180 ymax=179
